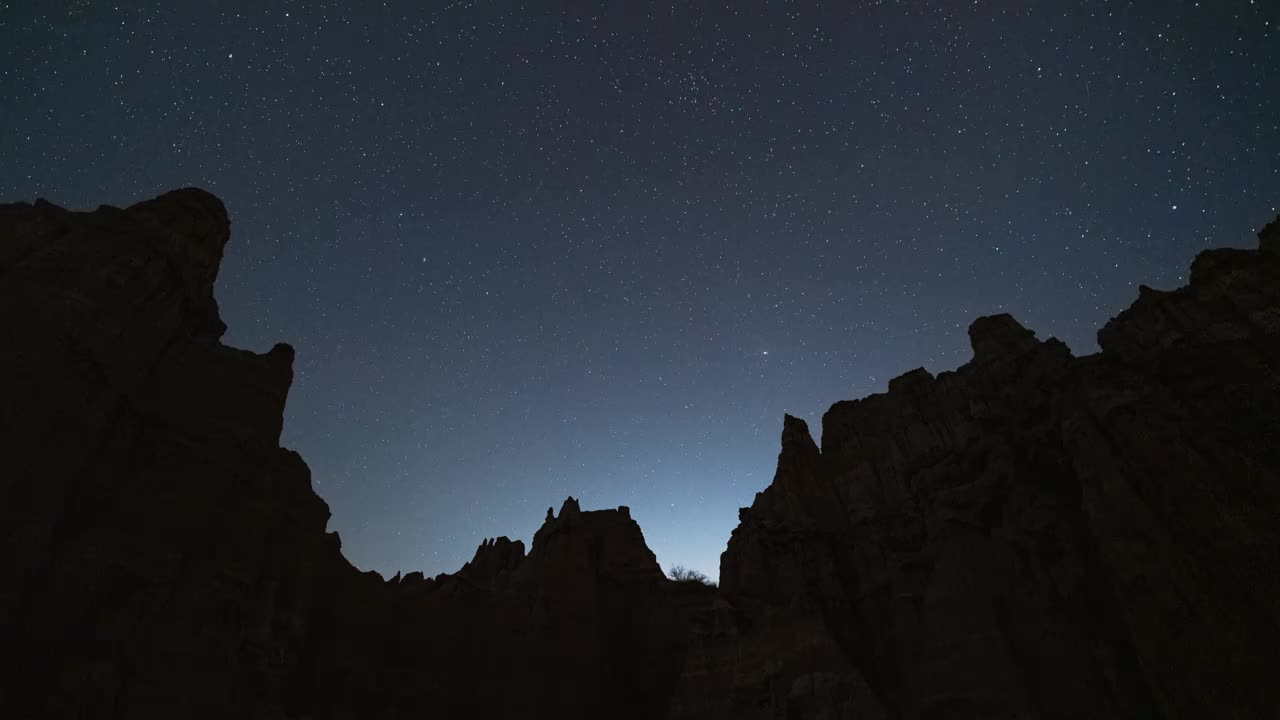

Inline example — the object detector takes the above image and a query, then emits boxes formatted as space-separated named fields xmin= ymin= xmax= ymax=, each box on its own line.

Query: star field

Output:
xmin=2 ymin=1 xmax=1277 ymax=580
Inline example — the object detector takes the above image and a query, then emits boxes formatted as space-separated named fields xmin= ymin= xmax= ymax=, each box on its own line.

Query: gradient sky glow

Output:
xmin=2 ymin=1 xmax=1277 ymax=580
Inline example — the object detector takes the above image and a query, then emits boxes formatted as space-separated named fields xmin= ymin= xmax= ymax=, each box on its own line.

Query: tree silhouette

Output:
xmin=668 ymin=565 xmax=716 ymax=587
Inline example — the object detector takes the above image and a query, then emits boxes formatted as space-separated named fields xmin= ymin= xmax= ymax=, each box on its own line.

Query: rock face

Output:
xmin=698 ymin=222 xmax=1280 ymax=718
xmin=1 ymin=190 xmax=1278 ymax=719
xmin=0 ymin=191 xmax=689 ymax=719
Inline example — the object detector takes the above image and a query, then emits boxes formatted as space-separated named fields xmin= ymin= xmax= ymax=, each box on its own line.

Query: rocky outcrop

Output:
xmin=2 ymin=190 xmax=325 ymax=719
xmin=0 ymin=191 xmax=690 ymax=719
xmin=1 ymin=190 xmax=1278 ymax=719
xmin=693 ymin=218 xmax=1280 ymax=719
xmin=298 ymin=497 xmax=687 ymax=719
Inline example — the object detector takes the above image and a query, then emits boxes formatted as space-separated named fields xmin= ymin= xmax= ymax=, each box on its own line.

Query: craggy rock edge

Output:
xmin=1 ymin=191 xmax=1277 ymax=719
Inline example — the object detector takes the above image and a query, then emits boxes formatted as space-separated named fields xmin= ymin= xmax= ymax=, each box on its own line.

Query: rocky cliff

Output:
xmin=1 ymin=190 xmax=1277 ymax=719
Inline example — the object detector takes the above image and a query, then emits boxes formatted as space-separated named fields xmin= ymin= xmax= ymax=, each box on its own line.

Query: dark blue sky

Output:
xmin=3 ymin=1 xmax=1276 ymax=580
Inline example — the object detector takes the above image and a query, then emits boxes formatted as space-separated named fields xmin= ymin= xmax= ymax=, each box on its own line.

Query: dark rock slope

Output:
xmin=1 ymin=190 xmax=1277 ymax=719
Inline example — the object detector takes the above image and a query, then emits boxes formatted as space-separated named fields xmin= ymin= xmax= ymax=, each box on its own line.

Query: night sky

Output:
xmin=3 ymin=2 xmax=1276 ymax=581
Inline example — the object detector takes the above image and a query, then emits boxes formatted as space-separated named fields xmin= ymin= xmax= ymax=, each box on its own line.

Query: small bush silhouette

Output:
xmin=668 ymin=565 xmax=716 ymax=587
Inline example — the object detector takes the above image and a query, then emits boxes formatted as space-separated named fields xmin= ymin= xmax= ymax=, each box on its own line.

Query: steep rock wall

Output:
xmin=2 ymin=191 xmax=1278 ymax=719
xmin=0 ymin=191 xmax=692 ymax=719
xmin=692 ymin=218 xmax=1280 ymax=719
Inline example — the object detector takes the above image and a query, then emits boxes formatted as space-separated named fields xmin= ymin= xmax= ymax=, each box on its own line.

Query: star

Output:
xmin=4 ymin=0 xmax=1273 ymax=583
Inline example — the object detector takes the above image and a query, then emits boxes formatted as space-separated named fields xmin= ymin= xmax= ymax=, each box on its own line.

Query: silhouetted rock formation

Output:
xmin=1 ymin=190 xmax=1277 ymax=719
xmin=0 ymin=191 xmax=685 ymax=719
xmin=690 ymin=220 xmax=1280 ymax=719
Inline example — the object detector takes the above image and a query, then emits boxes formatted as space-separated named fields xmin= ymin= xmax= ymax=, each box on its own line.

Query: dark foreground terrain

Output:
xmin=2 ymin=189 xmax=1278 ymax=718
